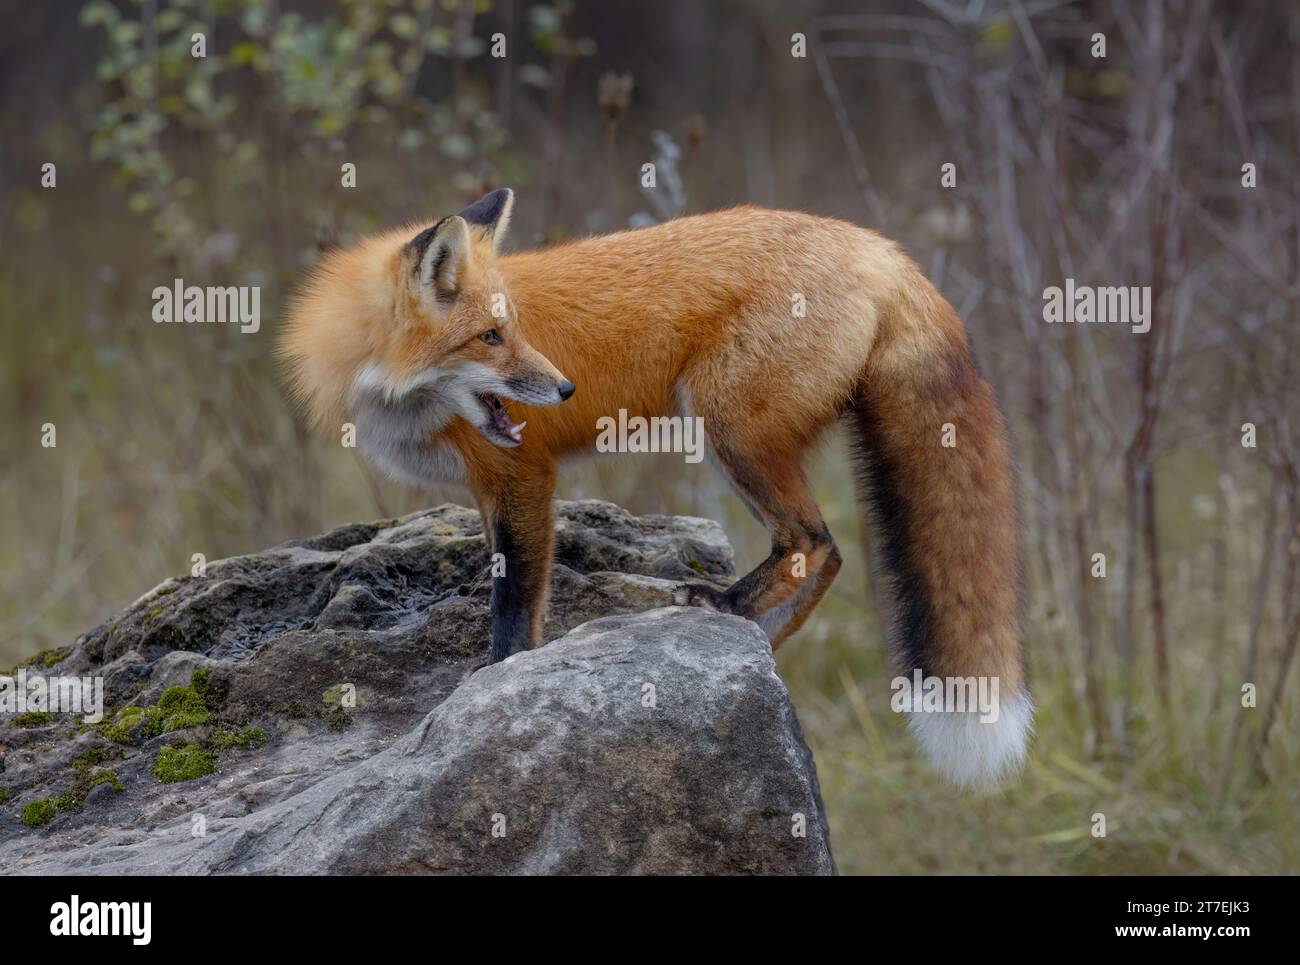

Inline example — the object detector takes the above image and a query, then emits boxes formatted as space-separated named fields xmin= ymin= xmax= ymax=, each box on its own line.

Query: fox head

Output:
xmin=281 ymin=188 xmax=573 ymax=454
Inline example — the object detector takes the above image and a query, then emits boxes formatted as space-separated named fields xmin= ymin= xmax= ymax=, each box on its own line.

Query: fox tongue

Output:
xmin=487 ymin=395 xmax=524 ymax=441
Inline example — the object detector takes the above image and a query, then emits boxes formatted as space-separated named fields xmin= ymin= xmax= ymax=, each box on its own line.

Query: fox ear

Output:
xmin=405 ymin=215 xmax=471 ymax=306
xmin=457 ymin=188 xmax=513 ymax=250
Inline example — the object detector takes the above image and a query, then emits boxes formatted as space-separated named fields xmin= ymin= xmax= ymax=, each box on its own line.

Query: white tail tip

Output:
xmin=907 ymin=690 xmax=1034 ymax=788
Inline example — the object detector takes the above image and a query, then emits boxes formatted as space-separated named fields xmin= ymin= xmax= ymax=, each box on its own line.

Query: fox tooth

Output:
xmin=515 ymin=421 xmax=527 ymax=433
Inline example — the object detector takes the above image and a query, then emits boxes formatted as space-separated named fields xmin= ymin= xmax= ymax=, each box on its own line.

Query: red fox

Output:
xmin=280 ymin=189 xmax=1031 ymax=786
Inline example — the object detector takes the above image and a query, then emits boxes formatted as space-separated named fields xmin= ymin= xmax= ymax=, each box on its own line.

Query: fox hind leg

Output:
xmin=675 ymin=440 xmax=840 ymax=647
xmin=755 ymin=539 xmax=842 ymax=645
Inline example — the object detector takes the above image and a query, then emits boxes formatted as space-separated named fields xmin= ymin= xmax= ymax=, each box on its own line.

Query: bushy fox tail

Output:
xmin=849 ymin=268 xmax=1031 ymax=787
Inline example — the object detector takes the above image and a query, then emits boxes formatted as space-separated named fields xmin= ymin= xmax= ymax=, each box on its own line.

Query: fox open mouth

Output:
xmin=477 ymin=393 xmax=526 ymax=445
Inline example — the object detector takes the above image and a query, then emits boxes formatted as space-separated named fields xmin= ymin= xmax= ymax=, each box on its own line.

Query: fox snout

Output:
xmin=515 ymin=344 xmax=573 ymax=406
xmin=502 ymin=373 xmax=571 ymax=406
xmin=516 ymin=374 xmax=572 ymax=405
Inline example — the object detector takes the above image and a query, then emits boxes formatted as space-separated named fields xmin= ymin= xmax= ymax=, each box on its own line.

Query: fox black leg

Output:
xmin=476 ymin=469 xmax=556 ymax=667
xmin=486 ymin=515 xmax=535 ymax=663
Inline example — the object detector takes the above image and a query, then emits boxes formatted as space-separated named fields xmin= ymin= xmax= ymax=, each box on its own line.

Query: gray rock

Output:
xmin=0 ymin=500 xmax=834 ymax=875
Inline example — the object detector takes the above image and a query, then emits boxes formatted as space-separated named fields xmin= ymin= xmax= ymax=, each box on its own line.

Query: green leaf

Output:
xmin=979 ymin=18 xmax=1015 ymax=49
xmin=424 ymin=27 xmax=451 ymax=54
xmin=79 ymin=0 xmax=120 ymax=29
xmin=111 ymin=21 xmax=141 ymax=46
xmin=313 ymin=113 xmax=345 ymax=137
xmin=389 ymin=13 xmax=419 ymax=40
xmin=157 ymin=9 xmax=184 ymax=32
xmin=229 ymin=42 xmax=262 ymax=67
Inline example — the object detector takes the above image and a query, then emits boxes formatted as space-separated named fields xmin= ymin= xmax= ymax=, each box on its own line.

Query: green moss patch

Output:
xmin=10 ymin=711 xmax=51 ymax=728
xmin=213 ymin=726 xmax=267 ymax=750
xmin=72 ymin=745 xmax=121 ymax=772
xmin=87 ymin=769 xmax=124 ymax=793
xmin=153 ymin=744 xmax=216 ymax=784
xmin=322 ymin=683 xmax=364 ymax=708
xmin=154 ymin=684 xmax=212 ymax=730
xmin=100 ymin=669 xmax=220 ymax=745
xmin=22 ymin=798 xmax=58 ymax=828
xmin=100 ymin=705 xmax=147 ymax=744
xmin=15 ymin=649 xmax=67 ymax=669
xmin=20 ymin=765 xmax=125 ymax=829
xmin=326 ymin=705 xmax=352 ymax=732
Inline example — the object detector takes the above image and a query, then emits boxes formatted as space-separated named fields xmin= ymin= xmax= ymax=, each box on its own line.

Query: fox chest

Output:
xmin=350 ymin=390 xmax=466 ymax=486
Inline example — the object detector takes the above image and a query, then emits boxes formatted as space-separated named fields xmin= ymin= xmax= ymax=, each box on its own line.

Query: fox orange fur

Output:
xmin=279 ymin=189 xmax=1031 ymax=786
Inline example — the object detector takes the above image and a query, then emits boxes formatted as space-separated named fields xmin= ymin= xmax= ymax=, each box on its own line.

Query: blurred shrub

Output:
xmin=80 ymin=0 xmax=510 ymax=261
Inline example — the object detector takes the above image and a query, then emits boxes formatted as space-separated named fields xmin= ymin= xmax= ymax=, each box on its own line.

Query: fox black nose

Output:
xmin=557 ymin=380 xmax=576 ymax=401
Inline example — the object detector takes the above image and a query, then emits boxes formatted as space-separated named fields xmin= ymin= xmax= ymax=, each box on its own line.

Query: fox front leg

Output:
xmin=480 ymin=477 xmax=556 ymax=665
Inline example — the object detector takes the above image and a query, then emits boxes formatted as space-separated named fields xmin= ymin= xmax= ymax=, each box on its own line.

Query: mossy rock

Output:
xmin=0 ymin=501 xmax=763 ymax=872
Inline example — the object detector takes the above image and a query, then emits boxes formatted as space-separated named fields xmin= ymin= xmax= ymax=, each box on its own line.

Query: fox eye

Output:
xmin=479 ymin=329 xmax=503 ymax=346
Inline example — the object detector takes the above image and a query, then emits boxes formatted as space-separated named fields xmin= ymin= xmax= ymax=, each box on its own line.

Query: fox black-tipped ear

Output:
xmin=457 ymin=188 xmax=513 ymax=249
xmin=404 ymin=215 xmax=471 ymax=307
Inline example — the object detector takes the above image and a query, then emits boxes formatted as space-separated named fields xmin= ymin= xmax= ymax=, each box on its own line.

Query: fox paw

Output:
xmin=672 ymin=582 xmax=729 ymax=611
xmin=467 ymin=641 xmax=528 ymax=677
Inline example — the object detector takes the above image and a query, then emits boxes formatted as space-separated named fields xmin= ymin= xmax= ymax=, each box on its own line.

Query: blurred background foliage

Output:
xmin=1 ymin=0 xmax=1296 ymax=873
